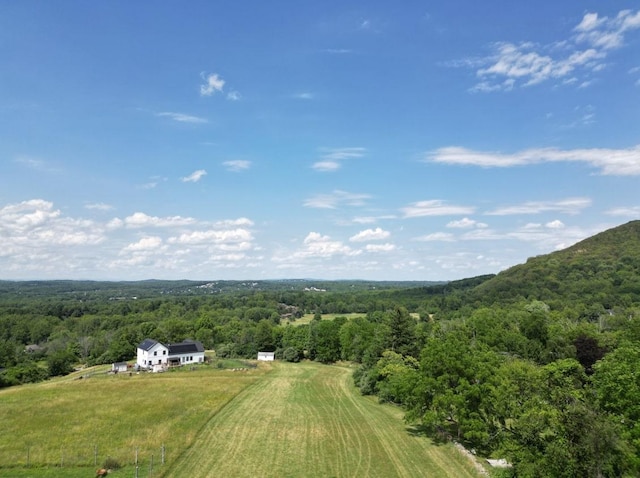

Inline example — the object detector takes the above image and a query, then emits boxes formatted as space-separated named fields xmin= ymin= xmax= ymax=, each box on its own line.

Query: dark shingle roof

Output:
xmin=138 ymin=338 xmax=160 ymax=351
xmin=168 ymin=340 xmax=204 ymax=355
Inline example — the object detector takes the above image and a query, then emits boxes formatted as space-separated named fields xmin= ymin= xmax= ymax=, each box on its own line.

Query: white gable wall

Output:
xmin=137 ymin=342 xmax=169 ymax=369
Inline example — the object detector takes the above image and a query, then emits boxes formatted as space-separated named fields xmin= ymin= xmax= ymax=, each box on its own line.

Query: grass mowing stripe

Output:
xmin=163 ymin=362 xmax=484 ymax=478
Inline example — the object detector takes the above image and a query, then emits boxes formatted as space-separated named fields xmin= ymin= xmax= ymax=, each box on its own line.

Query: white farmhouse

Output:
xmin=137 ymin=338 xmax=205 ymax=372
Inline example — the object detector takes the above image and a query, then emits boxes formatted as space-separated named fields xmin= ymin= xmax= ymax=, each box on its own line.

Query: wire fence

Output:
xmin=1 ymin=443 xmax=167 ymax=474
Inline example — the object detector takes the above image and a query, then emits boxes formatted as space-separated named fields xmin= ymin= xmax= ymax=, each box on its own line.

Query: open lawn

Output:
xmin=164 ymin=362 xmax=483 ymax=478
xmin=0 ymin=364 xmax=263 ymax=476
xmin=0 ymin=361 xmax=484 ymax=478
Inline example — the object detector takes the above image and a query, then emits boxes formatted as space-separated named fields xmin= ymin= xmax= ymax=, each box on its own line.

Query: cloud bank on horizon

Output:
xmin=0 ymin=3 xmax=638 ymax=281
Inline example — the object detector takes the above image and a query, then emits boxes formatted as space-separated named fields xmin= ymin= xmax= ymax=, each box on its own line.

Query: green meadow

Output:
xmin=0 ymin=361 xmax=484 ymax=477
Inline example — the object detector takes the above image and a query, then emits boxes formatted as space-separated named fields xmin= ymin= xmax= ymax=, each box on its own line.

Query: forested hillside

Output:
xmin=1 ymin=221 xmax=640 ymax=476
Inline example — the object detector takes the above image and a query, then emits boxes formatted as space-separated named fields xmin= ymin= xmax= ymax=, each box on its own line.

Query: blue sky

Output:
xmin=1 ymin=2 xmax=639 ymax=281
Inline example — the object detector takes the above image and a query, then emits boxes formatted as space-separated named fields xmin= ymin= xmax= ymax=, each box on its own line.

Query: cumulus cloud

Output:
xmin=200 ymin=73 xmax=225 ymax=96
xmin=123 ymin=212 xmax=197 ymax=228
xmin=426 ymin=145 xmax=640 ymax=176
xmin=156 ymin=112 xmax=208 ymax=124
xmin=349 ymin=227 xmax=390 ymax=242
xmin=459 ymin=9 xmax=640 ymax=91
xmin=0 ymin=199 xmax=106 ymax=263
xmin=223 ymin=160 xmax=251 ymax=172
xmin=293 ymin=232 xmax=358 ymax=258
xmin=168 ymin=228 xmax=253 ymax=245
xmin=304 ymin=190 xmax=371 ymax=209
xmin=181 ymin=170 xmax=207 ymax=183
xmin=364 ymin=243 xmax=396 ymax=252
xmin=123 ymin=236 xmax=164 ymax=252
xmin=227 ymin=91 xmax=241 ymax=101
xmin=401 ymin=200 xmax=475 ymax=218
xmin=485 ymin=197 xmax=591 ymax=216
xmin=447 ymin=217 xmax=488 ymax=229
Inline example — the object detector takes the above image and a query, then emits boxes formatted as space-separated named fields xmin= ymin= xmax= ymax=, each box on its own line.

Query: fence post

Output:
xmin=161 ymin=444 xmax=165 ymax=465
xmin=149 ymin=454 xmax=154 ymax=477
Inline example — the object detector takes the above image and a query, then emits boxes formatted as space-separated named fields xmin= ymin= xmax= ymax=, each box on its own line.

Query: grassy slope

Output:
xmin=0 ymin=362 xmax=483 ymax=478
xmin=0 ymin=365 xmax=263 ymax=475
xmin=164 ymin=362 xmax=482 ymax=478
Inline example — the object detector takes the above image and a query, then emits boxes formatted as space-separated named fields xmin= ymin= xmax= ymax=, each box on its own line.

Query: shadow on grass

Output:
xmin=406 ymin=424 xmax=452 ymax=446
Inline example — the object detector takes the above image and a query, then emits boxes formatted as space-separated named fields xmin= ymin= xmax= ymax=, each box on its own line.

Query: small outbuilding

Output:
xmin=257 ymin=351 xmax=275 ymax=361
xmin=111 ymin=362 xmax=128 ymax=373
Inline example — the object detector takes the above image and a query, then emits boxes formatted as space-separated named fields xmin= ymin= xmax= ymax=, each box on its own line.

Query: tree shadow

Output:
xmin=405 ymin=424 xmax=450 ymax=446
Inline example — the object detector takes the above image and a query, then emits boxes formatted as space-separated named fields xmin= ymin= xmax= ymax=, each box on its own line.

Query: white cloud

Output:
xmin=123 ymin=236 xmax=164 ymax=252
xmin=123 ymin=212 xmax=197 ymax=228
xmin=486 ymin=197 xmax=591 ymax=216
xmin=414 ymin=232 xmax=455 ymax=242
xmin=461 ymin=9 xmax=640 ymax=91
xmin=312 ymin=147 xmax=366 ymax=172
xmin=402 ymin=200 xmax=475 ymax=218
xmin=0 ymin=199 xmax=106 ymax=263
xmin=365 ymin=243 xmax=396 ymax=252
xmin=574 ymin=10 xmax=640 ymax=50
xmin=296 ymin=232 xmax=358 ymax=258
xmin=215 ymin=218 xmax=254 ymax=227
xmin=447 ymin=217 xmax=488 ymax=229
xmin=349 ymin=227 xmax=390 ymax=242
xmin=200 ymin=73 xmax=225 ymax=96
xmin=426 ymin=145 xmax=640 ymax=175
xmin=168 ymin=229 xmax=253 ymax=245
xmin=546 ymin=220 xmax=565 ymax=229
xmin=321 ymin=147 xmax=366 ymax=161
xmin=223 ymin=160 xmax=251 ymax=172
xmin=156 ymin=112 xmax=208 ymax=124
xmin=605 ymin=206 xmax=640 ymax=216
xmin=312 ymin=161 xmax=341 ymax=172
xmin=304 ymin=190 xmax=371 ymax=209
xmin=181 ymin=170 xmax=207 ymax=183
xmin=227 ymin=90 xmax=241 ymax=101
xmin=85 ymin=203 xmax=113 ymax=211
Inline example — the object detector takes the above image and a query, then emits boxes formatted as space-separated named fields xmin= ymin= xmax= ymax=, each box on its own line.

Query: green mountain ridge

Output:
xmin=470 ymin=220 xmax=640 ymax=310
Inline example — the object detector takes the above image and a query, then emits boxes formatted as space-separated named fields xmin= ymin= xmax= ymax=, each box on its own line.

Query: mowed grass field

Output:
xmin=164 ymin=362 xmax=482 ymax=478
xmin=0 ymin=364 xmax=263 ymax=477
xmin=0 ymin=361 xmax=484 ymax=478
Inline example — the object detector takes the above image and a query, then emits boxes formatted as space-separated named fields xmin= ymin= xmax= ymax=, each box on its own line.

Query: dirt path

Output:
xmin=162 ymin=362 xmax=484 ymax=478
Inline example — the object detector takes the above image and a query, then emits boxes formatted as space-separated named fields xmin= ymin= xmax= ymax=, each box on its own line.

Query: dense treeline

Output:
xmin=2 ymin=221 xmax=640 ymax=476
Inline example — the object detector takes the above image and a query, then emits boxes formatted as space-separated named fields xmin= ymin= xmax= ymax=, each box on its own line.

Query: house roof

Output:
xmin=168 ymin=340 xmax=204 ymax=355
xmin=138 ymin=338 xmax=161 ymax=351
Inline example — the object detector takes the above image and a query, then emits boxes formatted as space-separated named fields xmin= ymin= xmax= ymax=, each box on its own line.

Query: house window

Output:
xmin=154 ymin=351 xmax=157 ymax=356
xmin=163 ymin=350 xmax=166 ymax=355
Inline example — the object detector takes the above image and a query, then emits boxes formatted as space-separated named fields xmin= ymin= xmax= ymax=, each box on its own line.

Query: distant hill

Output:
xmin=0 ymin=278 xmax=442 ymax=301
xmin=471 ymin=220 xmax=640 ymax=309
